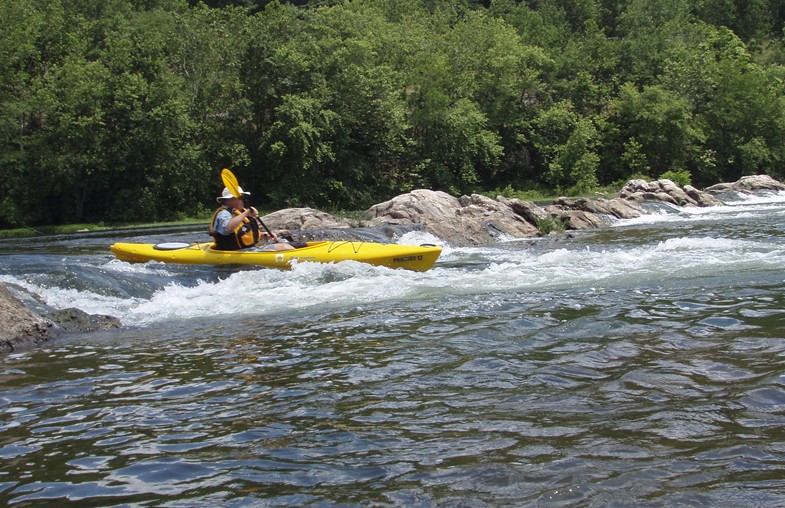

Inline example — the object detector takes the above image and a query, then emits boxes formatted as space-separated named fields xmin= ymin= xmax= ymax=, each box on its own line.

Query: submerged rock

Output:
xmin=46 ymin=308 xmax=122 ymax=334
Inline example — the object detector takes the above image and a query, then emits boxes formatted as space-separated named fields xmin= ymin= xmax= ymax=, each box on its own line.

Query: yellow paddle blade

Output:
xmin=221 ymin=168 xmax=241 ymax=198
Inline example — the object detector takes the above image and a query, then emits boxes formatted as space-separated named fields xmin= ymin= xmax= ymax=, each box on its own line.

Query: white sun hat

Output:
xmin=216 ymin=186 xmax=251 ymax=202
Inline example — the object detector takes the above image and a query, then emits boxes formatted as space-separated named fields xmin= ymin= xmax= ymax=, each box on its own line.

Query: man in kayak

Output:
xmin=210 ymin=187 xmax=295 ymax=251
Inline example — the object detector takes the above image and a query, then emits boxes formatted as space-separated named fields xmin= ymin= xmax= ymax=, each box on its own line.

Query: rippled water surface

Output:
xmin=3 ymin=193 xmax=785 ymax=506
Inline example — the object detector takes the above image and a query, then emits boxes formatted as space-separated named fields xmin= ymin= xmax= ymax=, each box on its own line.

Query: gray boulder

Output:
xmin=617 ymin=179 xmax=723 ymax=206
xmin=368 ymin=189 xmax=539 ymax=245
xmin=367 ymin=189 xmax=652 ymax=243
xmin=705 ymin=174 xmax=785 ymax=195
xmin=498 ymin=197 xmax=549 ymax=225
xmin=534 ymin=196 xmax=647 ymax=232
xmin=1 ymin=283 xmax=57 ymax=353
xmin=367 ymin=189 xmax=461 ymax=225
xmin=260 ymin=207 xmax=352 ymax=231
xmin=684 ymin=185 xmax=724 ymax=206
xmin=552 ymin=197 xmax=646 ymax=220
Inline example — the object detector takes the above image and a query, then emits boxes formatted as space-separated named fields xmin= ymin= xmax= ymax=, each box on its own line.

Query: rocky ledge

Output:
xmin=264 ymin=174 xmax=783 ymax=246
xmin=2 ymin=174 xmax=783 ymax=352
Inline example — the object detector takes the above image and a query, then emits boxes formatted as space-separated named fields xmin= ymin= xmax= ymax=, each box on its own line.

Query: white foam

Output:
xmin=111 ymin=260 xmax=435 ymax=324
xmin=7 ymin=233 xmax=783 ymax=325
xmin=614 ymin=190 xmax=785 ymax=228
xmin=396 ymin=230 xmax=443 ymax=247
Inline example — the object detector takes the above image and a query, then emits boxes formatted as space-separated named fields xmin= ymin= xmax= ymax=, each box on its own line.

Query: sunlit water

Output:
xmin=2 ymin=192 xmax=785 ymax=506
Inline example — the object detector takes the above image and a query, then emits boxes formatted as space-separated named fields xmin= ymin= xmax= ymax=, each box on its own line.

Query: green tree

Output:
xmin=615 ymin=0 xmax=694 ymax=85
xmin=532 ymin=101 xmax=601 ymax=193
xmin=440 ymin=10 xmax=551 ymax=187
xmin=604 ymin=83 xmax=701 ymax=182
xmin=0 ymin=0 xmax=39 ymax=225
xmin=171 ymin=6 xmax=253 ymax=197
xmin=262 ymin=91 xmax=340 ymax=206
xmin=83 ymin=7 xmax=204 ymax=221
xmin=0 ymin=0 xmax=76 ymax=226
xmin=661 ymin=25 xmax=785 ymax=184
xmin=397 ymin=7 xmax=507 ymax=194
xmin=242 ymin=3 xmax=328 ymax=206
xmin=25 ymin=56 xmax=113 ymax=223
xmin=5 ymin=0 xmax=785 ymax=228
xmin=299 ymin=1 xmax=413 ymax=206
xmin=495 ymin=0 xmax=573 ymax=51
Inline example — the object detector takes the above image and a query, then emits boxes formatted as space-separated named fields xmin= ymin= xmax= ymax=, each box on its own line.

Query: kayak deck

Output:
xmin=110 ymin=241 xmax=441 ymax=271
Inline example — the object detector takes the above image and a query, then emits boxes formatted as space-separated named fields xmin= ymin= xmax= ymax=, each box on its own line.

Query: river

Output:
xmin=2 ymin=191 xmax=785 ymax=506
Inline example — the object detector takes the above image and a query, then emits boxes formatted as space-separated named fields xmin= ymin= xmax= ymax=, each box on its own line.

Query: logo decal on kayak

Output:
xmin=393 ymin=255 xmax=423 ymax=263
xmin=276 ymin=254 xmax=285 ymax=263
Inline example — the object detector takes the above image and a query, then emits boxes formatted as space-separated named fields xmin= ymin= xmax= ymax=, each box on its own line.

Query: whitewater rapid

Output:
xmin=3 ymin=191 xmax=785 ymax=327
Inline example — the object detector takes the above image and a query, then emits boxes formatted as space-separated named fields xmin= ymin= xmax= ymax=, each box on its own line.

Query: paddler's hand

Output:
xmin=246 ymin=207 xmax=258 ymax=218
xmin=262 ymin=231 xmax=279 ymax=242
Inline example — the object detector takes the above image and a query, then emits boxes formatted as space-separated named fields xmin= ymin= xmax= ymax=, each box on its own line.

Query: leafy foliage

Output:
xmin=3 ymin=0 xmax=785 ymax=227
xmin=659 ymin=170 xmax=692 ymax=187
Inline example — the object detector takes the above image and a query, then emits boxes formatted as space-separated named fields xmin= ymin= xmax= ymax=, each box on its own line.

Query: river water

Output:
xmin=2 ymin=192 xmax=785 ymax=506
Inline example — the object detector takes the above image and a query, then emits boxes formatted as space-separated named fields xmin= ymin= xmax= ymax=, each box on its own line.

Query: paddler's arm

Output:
xmin=226 ymin=207 xmax=258 ymax=233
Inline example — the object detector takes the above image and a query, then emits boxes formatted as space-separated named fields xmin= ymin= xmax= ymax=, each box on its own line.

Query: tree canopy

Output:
xmin=3 ymin=0 xmax=785 ymax=227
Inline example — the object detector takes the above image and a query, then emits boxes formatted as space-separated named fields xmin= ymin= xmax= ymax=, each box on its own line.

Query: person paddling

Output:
xmin=210 ymin=186 xmax=294 ymax=251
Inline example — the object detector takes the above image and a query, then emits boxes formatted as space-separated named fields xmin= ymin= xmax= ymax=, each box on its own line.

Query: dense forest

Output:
xmin=3 ymin=0 xmax=785 ymax=227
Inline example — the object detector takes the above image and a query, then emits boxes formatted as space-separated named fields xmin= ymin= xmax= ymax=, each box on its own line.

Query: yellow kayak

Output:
xmin=110 ymin=241 xmax=442 ymax=271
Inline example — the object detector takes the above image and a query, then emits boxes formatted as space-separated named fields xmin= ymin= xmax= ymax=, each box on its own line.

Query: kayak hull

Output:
xmin=110 ymin=241 xmax=441 ymax=271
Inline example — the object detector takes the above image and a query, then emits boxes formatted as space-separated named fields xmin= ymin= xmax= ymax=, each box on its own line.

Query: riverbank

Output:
xmin=0 ymin=216 xmax=212 ymax=239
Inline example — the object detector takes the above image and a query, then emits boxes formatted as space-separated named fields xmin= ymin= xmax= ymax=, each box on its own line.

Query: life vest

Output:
xmin=210 ymin=206 xmax=260 ymax=250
